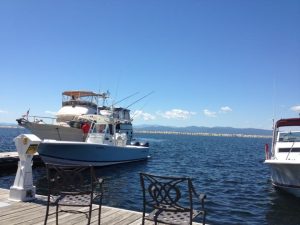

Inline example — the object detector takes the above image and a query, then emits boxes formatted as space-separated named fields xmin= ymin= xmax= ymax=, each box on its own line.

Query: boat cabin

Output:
xmin=62 ymin=91 xmax=108 ymax=108
xmin=272 ymin=119 xmax=300 ymax=160
xmin=56 ymin=91 xmax=109 ymax=123
xmin=86 ymin=121 xmax=128 ymax=147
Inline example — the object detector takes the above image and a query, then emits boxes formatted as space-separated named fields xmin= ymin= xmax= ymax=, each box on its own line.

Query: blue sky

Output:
xmin=0 ymin=0 xmax=299 ymax=129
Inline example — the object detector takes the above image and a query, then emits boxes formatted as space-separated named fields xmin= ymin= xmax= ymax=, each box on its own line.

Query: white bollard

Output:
xmin=9 ymin=134 xmax=41 ymax=201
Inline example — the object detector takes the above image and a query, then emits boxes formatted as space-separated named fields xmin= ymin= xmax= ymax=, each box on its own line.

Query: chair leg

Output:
xmin=88 ymin=204 xmax=92 ymax=224
xmin=202 ymin=213 xmax=206 ymax=225
xmin=141 ymin=213 xmax=145 ymax=225
xmin=56 ymin=205 xmax=59 ymax=225
xmin=98 ymin=204 xmax=102 ymax=224
xmin=44 ymin=203 xmax=50 ymax=225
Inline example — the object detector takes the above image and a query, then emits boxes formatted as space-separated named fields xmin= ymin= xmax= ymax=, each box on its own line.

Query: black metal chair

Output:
xmin=44 ymin=163 xmax=104 ymax=225
xmin=140 ymin=173 xmax=206 ymax=225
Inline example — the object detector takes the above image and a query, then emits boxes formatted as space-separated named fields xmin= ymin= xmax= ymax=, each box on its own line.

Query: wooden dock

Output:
xmin=0 ymin=188 xmax=203 ymax=225
xmin=0 ymin=151 xmax=43 ymax=168
xmin=0 ymin=152 xmax=204 ymax=225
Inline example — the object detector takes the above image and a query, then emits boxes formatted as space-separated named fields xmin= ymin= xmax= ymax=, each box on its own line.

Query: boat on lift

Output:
xmin=264 ymin=117 xmax=300 ymax=197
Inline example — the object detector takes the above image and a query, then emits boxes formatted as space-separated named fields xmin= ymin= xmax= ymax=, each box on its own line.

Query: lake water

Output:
xmin=1 ymin=128 xmax=300 ymax=225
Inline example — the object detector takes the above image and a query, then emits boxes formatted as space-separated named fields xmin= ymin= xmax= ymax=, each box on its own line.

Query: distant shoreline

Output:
xmin=0 ymin=125 xmax=23 ymax=129
xmin=134 ymin=130 xmax=272 ymax=139
xmin=0 ymin=126 xmax=271 ymax=138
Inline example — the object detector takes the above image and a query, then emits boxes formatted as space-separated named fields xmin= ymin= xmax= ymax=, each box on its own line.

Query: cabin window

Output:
xmin=90 ymin=124 xmax=106 ymax=134
xmin=98 ymin=124 xmax=106 ymax=133
xmin=278 ymin=132 xmax=300 ymax=142
xmin=116 ymin=123 xmax=120 ymax=132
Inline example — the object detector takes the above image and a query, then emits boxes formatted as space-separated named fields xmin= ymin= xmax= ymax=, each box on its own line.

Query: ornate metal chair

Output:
xmin=44 ymin=163 xmax=104 ymax=225
xmin=140 ymin=173 xmax=206 ymax=225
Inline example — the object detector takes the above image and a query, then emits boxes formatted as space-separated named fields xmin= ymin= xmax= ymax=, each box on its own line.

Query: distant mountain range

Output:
xmin=133 ymin=125 xmax=272 ymax=136
xmin=0 ymin=122 xmax=272 ymax=136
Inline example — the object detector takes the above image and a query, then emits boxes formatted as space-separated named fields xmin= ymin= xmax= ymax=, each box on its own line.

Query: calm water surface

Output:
xmin=1 ymin=128 xmax=300 ymax=225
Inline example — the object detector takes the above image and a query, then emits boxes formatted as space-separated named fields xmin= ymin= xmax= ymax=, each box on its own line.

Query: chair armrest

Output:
xmin=199 ymin=193 xmax=206 ymax=201
xmin=198 ymin=193 xmax=206 ymax=209
xmin=191 ymin=185 xmax=206 ymax=209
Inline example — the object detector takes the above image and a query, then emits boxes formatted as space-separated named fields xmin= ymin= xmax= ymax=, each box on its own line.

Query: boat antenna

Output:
xmin=100 ymin=90 xmax=109 ymax=106
xmin=126 ymin=91 xmax=154 ymax=109
xmin=272 ymin=77 xmax=277 ymax=121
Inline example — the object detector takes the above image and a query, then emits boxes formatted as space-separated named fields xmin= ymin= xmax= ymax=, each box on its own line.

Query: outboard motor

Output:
xmin=140 ymin=142 xmax=149 ymax=147
xmin=131 ymin=141 xmax=140 ymax=146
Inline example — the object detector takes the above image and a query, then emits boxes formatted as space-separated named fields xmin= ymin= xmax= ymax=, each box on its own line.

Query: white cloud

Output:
xmin=159 ymin=109 xmax=196 ymax=120
xmin=204 ymin=106 xmax=232 ymax=117
xmin=45 ymin=110 xmax=57 ymax=116
xmin=203 ymin=109 xmax=217 ymax=117
xmin=0 ymin=110 xmax=8 ymax=114
xmin=220 ymin=106 xmax=232 ymax=113
xmin=291 ymin=105 xmax=300 ymax=113
xmin=132 ymin=110 xmax=156 ymax=121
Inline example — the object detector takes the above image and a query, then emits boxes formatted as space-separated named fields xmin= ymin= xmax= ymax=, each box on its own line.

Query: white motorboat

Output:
xmin=37 ymin=114 xmax=149 ymax=166
xmin=264 ymin=118 xmax=300 ymax=197
xmin=16 ymin=90 xmax=133 ymax=142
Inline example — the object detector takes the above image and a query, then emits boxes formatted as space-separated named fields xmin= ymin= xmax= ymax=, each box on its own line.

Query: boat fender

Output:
xmin=265 ymin=143 xmax=269 ymax=160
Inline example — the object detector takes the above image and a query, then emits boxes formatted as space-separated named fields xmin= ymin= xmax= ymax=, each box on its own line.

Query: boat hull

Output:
xmin=38 ymin=141 xmax=150 ymax=166
xmin=265 ymin=160 xmax=300 ymax=197
xmin=22 ymin=122 xmax=84 ymax=141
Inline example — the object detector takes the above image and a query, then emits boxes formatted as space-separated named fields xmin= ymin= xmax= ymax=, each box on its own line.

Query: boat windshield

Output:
xmin=278 ymin=131 xmax=300 ymax=142
xmin=62 ymin=95 xmax=98 ymax=108
xmin=90 ymin=124 xmax=107 ymax=134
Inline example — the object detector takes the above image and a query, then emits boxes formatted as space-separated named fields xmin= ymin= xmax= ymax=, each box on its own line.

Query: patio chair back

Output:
xmin=140 ymin=172 xmax=206 ymax=225
xmin=44 ymin=163 xmax=103 ymax=225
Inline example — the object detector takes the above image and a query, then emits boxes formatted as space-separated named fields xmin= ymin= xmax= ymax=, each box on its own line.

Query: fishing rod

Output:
xmin=112 ymin=92 xmax=139 ymax=107
xmin=131 ymin=101 xmax=149 ymax=120
xmin=126 ymin=91 xmax=154 ymax=109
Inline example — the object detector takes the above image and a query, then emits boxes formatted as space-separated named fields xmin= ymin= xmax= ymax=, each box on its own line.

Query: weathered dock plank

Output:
xmin=0 ymin=188 xmax=203 ymax=225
